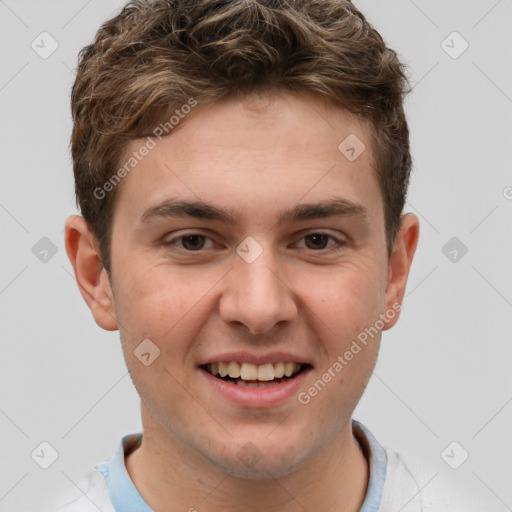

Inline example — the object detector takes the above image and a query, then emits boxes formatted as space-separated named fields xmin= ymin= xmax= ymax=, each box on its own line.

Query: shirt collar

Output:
xmin=94 ymin=433 xmax=151 ymax=511
xmin=95 ymin=419 xmax=387 ymax=512
xmin=353 ymin=419 xmax=388 ymax=512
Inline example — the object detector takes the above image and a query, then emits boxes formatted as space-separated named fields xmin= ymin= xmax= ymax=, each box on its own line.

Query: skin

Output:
xmin=65 ymin=92 xmax=419 ymax=512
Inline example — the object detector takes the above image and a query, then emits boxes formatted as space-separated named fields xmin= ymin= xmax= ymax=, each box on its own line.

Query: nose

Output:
xmin=219 ymin=246 xmax=298 ymax=335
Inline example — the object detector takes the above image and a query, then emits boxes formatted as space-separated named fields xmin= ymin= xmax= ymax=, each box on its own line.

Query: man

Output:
xmin=58 ymin=0 xmax=470 ymax=510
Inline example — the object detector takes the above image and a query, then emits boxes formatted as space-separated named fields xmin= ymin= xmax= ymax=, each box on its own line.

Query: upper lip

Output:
xmin=198 ymin=350 xmax=313 ymax=367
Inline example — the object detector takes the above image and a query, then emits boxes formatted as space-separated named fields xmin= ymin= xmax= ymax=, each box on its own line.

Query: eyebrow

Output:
xmin=139 ymin=197 xmax=368 ymax=225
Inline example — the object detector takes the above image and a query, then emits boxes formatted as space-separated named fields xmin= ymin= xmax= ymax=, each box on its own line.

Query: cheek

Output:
xmin=298 ymin=260 xmax=384 ymax=403
xmin=113 ymin=261 xmax=222 ymax=340
xmin=303 ymin=259 xmax=386 ymax=340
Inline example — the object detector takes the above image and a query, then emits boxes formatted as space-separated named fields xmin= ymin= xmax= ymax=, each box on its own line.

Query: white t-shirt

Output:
xmin=53 ymin=420 xmax=474 ymax=512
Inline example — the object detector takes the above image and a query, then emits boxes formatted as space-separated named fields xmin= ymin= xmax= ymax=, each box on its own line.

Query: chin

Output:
xmin=218 ymin=453 xmax=305 ymax=480
xmin=208 ymin=434 xmax=314 ymax=480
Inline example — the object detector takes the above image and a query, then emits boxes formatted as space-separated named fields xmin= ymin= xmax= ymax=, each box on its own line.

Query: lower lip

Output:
xmin=199 ymin=367 xmax=312 ymax=408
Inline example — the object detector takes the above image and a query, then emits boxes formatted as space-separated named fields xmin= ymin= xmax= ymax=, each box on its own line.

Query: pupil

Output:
xmin=306 ymin=234 xmax=327 ymax=249
xmin=183 ymin=235 xmax=204 ymax=250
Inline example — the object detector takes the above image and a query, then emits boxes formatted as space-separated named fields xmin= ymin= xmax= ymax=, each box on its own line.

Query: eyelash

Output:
xmin=164 ymin=232 xmax=347 ymax=254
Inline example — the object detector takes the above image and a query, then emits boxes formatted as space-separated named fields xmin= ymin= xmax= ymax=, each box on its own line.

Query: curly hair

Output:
xmin=71 ymin=0 xmax=411 ymax=272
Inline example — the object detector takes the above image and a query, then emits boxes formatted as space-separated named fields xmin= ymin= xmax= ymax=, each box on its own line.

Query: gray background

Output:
xmin=0 ymin=0 xmax=511 ymax=510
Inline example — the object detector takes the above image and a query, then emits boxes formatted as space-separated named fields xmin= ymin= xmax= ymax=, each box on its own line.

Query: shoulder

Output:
xmin=54 ymin=469 xmax=115 ymax=512
xmin=380 ymin=447 xmax=478 ymax=512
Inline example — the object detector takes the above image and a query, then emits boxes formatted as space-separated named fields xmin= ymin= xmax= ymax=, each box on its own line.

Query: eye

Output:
xmin=165 ymin=233 xmax=215 ymax=251
xmin=295 ymin=233 xmax=345 ymax=252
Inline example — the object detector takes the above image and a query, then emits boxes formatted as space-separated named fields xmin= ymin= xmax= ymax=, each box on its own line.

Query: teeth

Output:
xmin=257 ymin=363 xmax=275 ymax=381
xmin=284 ymin=362 xmax=295 ymax=377
xmin=227 ymin=361 xmax=241 ymax=378
xmin=274 ymin=361 xmax=285 ymax=378
xmin=241 ymin=362 xmax=258 ymax=380
xmin=218 ymin=361 xmax=229 ymax=377
xmin=207 ymin=361 xmax=303 ymax=381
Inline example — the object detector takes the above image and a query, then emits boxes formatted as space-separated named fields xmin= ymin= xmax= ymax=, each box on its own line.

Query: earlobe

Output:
xmin=64 ymin=215 xmax=118 ymax=331
xmin=382 ymin=213 xmax=420 ymax=330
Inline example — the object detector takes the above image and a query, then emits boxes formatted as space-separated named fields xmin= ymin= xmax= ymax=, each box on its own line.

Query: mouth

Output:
xmin=199 ymin=361 xmax=312 ymax=388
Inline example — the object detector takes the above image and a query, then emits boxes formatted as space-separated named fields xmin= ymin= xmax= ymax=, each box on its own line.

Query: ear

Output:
xmin=382 ymin=213 xmax=420 ymax=330
xmin=64 ymin=215 xmax=118 ymax=331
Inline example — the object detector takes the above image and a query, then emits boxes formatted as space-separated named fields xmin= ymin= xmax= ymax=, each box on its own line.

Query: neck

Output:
xmin=125 ymin=415 xmax=368 ymax=512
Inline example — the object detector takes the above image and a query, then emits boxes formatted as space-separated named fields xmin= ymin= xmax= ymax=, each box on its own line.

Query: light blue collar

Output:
xmin=353 ymin=420 xmax=388 ymax=512
xmin=94 ymin=434 xmax=151 ymax=511
xmin=95 ymin=419 xmax=387 ymax=512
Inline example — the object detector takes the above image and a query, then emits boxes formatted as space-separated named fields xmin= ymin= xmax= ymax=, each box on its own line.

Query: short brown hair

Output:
xmin=71 ymin=0 xmax=411 ymax=273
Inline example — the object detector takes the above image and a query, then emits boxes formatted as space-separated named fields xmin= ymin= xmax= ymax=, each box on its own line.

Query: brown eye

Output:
xmin=163 ymin=232 xmax=216 ymax=253
xmin=294 ymin=232 xmax=346 ymax=254
xmin=180 ymin=235 xmax=207 ymax=251
xmin=304 ymin=234 xmax=330 ymax=250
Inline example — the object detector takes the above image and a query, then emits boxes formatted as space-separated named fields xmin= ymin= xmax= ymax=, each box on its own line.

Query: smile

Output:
xmin=200 ymin=361 xmax=311 ymax=388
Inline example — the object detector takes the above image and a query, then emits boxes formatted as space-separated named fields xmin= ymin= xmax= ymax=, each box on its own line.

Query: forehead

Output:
xmin=112 ymin=92 xmax=382 ymax=228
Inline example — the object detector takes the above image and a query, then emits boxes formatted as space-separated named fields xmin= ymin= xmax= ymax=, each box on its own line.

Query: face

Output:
xmin=69 ymin=92 xmax=417 ymax=479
